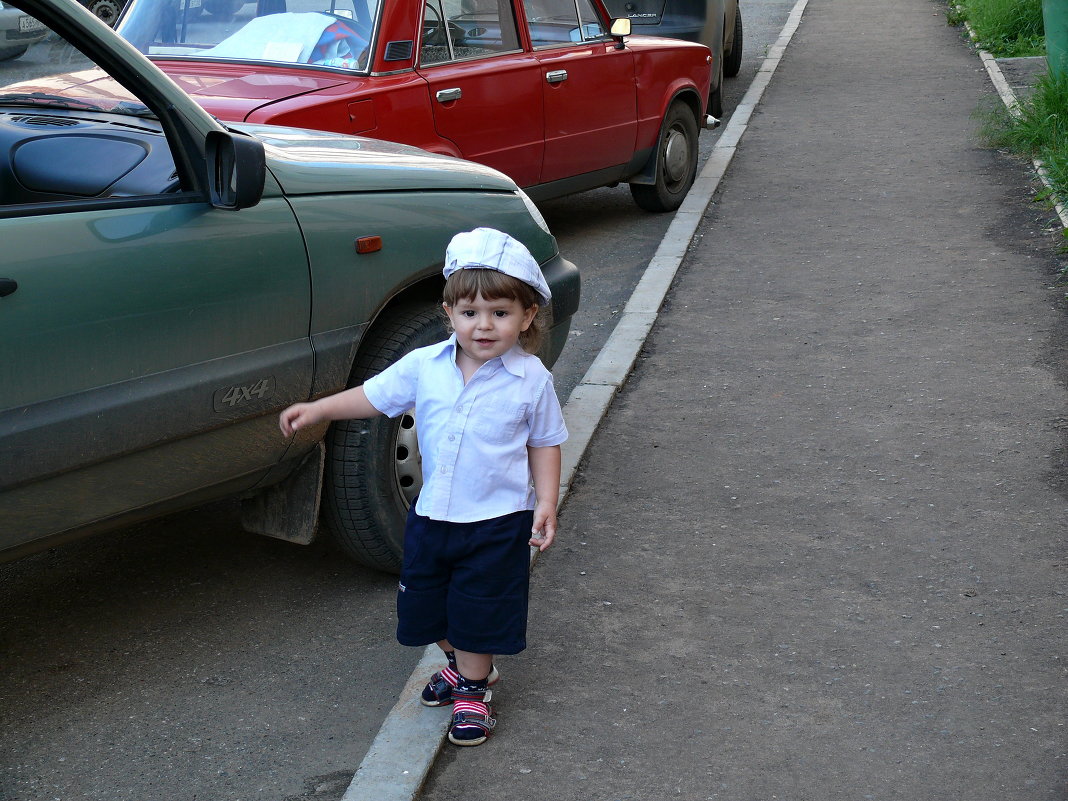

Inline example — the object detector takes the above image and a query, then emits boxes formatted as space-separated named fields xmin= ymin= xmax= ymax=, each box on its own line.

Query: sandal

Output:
xmin=420 ymin=663 xmax=500 ymax=707
xmin=448 ymin=690 xmax=496 ymax=746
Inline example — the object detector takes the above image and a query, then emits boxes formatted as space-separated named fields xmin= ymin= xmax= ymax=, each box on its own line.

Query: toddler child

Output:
xmin=279 ymin=227 xmax=567 ymax=746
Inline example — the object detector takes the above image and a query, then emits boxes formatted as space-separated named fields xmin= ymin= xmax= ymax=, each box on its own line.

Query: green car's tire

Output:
xmin=322 ymin=304 xmax=445 ymax=573
xmin=631 ymin=101 xmax=699 ymax=213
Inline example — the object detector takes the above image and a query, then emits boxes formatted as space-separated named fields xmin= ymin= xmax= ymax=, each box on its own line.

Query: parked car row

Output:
xmin=1 ymin=0 xmax=742 ymax=568
xmin=5 ymin=0 xmax=740 ymax=212
xmin=112 ymin=0 xmax=718 ymax=211
xmin=0 ymin=0 xmax=578 ymax=571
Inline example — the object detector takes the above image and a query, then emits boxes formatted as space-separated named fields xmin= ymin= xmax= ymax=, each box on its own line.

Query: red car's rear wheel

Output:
xmin=631 ymin=101 xmax=699 ymax=213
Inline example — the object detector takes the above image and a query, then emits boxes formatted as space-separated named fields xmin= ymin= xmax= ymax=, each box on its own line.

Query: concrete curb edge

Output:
xmin=341 ymin=1 xmax=811 ymax=797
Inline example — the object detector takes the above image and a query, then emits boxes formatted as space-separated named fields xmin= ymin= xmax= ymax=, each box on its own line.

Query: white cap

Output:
xmin=443 ymin=227 xmax=552 ymax=306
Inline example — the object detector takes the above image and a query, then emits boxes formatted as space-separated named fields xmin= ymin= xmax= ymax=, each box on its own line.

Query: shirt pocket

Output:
xmin=474 ymin=402 xmax=529 ymax=446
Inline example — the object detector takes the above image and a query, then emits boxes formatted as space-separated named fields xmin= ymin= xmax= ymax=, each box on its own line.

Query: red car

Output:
xmin=114 ymin=0 xmax=715 ymax=211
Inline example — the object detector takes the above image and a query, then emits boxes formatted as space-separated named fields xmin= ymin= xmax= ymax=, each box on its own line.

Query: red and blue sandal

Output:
xmin=420 ymin=663 xmax=500 ymax=707
xmin=448 ymin=688 xmax=496 ymax=746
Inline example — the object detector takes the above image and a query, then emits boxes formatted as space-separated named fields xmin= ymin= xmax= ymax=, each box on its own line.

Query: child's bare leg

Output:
xmin=454 ymin=650 xmax=493 ymax=681
xmin=422 ymin=642 xmax=498 ymax=707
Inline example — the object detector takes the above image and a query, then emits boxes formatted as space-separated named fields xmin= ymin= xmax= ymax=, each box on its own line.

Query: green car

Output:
xmin=0 ymin=0 xmax=580 ymax=572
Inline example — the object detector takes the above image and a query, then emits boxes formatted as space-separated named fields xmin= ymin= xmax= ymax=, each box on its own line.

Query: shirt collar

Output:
xmin=432 ymin=334 xmax=527 ymax=378
xmin=499 ymin=345 xmax=528 ymax=377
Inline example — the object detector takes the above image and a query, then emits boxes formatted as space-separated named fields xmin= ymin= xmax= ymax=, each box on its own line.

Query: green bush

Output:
xmin=953 ymin=0 xmax=1045 ymax=57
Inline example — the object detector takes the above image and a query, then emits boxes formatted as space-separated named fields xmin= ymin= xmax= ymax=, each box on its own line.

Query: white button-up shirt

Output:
xmin=362 ymin=336 xmax=567 ymax=523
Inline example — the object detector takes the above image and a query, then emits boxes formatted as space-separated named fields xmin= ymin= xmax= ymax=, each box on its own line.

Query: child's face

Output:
xmin=443 ymin=293 xmax=537 ymax=367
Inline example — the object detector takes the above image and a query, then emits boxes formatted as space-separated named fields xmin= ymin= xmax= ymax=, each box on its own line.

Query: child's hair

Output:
xmin=443 ymin=268 xmax=546 ymax=353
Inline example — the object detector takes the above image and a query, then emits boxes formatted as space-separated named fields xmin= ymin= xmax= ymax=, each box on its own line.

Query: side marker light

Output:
xmin=355 ymin=236 xmax=383 ymax=254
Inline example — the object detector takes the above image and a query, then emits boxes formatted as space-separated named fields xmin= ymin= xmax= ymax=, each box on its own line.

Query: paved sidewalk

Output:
xmin=417 ymin=1 xmax=1068 ymax=799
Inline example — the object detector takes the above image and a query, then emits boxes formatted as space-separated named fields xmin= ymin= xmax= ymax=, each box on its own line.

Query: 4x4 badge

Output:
xmin=213 ymin=377 xmax=275 ymax=412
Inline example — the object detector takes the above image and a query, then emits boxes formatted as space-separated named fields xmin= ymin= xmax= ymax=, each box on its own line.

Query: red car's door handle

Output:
xmin=435 ymin=88 xmax=462 ymax=103
xmin=546 ymin=70 xmax=568 ymax=84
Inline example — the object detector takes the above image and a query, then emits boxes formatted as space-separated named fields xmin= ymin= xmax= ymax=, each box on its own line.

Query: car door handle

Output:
xmin=436 ymin=88 xmax=462 ymax=103
xmin=546 ymin=70 xmax=568 ymax=84
xmin=0 ymin=278 xmax=16 ymax=298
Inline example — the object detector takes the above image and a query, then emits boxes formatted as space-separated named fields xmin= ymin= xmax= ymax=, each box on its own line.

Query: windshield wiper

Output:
xmin=111 ymin=100 xmax=157 ymax=118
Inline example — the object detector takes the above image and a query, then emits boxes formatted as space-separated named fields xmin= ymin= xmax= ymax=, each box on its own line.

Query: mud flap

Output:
xmin=241 ymin=443 xmax=324 ymax=545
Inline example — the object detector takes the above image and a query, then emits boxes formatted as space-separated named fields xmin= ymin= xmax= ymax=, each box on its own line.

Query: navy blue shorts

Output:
xmin=396 ymin=507 xmax=533 ymax=655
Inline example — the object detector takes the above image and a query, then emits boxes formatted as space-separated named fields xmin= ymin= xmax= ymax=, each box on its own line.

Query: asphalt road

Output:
xmin=0 ymin=4 xmax=796 ymax=800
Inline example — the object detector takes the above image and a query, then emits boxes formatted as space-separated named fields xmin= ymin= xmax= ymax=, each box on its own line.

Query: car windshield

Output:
xmin=116 ymin=0 xmax=379 ymax=72
xmin=0 ymin=1 xmax=151 ymax=117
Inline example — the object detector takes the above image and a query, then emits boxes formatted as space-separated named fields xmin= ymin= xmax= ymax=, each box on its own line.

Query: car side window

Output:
xmin=420 ymin=0 xmax=519 ymax=66
xmin=523 ymin=0 xmax=605 ymax=47
xmin=0 ymin=22 xmax=183 ymax=211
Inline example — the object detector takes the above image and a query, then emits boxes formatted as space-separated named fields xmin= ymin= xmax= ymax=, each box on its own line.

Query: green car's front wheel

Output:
xmin=322 ymin=304 xmax=445 ymax=573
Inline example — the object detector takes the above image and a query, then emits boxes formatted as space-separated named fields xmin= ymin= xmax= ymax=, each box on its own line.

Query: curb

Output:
xmin=341 ymin=1 xmax=811 ymax=797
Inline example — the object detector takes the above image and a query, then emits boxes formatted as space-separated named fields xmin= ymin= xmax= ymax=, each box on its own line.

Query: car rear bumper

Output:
xmin=541 ymin=252 xmax=581 ymax=367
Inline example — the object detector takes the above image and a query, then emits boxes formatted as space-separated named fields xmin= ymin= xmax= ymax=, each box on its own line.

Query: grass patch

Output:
xmin=951 ymin=0 xmax=1045 ymax=57
xmin=984 ymin=70 xmax=1068 ymax=205
xmin=957 ymin=0 xmax=1068 ymax=253
xmin=982 ymin=70 xmax=1068 ymax=266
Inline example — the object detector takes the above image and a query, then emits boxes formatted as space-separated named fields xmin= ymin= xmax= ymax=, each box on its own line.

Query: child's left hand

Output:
xmin=529 ymin=501 xmax=557 ymax=551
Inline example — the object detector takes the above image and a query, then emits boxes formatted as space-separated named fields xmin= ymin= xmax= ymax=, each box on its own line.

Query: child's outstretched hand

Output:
xmin=279 ymin=402 xmax=323 ymax=438
xmin=279 ymin=387 xmax=379 ymax=438
xmin=529 ymin=500 xmax=557 ymax=551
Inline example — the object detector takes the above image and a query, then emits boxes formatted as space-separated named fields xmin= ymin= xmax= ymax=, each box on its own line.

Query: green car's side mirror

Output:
xmin=206 ymin=130 xmax=266 ymax=210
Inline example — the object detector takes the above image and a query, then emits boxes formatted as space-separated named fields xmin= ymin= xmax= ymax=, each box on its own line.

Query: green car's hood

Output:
xmin=236 ymin=123 xmax=519 ymax=196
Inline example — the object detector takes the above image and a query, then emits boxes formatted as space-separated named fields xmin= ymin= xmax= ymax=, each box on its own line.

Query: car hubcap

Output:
xmin=663 ymin=126 xmax=690 ymax=185
xmin=90 ymin=0 xmax=121 ymax=25
xmin=394 ymin=409 xmax=422 ymax=508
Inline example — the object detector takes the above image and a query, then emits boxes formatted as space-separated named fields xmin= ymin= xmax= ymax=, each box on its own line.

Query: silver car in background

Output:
xmin=0 ymin=0 xmax=47 ymax=58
